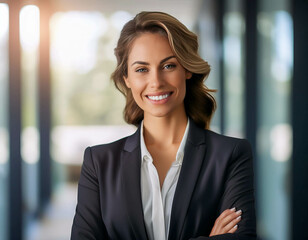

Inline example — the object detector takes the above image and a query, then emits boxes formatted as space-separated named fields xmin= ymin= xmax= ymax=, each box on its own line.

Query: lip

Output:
xmin=145 ymin=91 xmax=173 ymax=104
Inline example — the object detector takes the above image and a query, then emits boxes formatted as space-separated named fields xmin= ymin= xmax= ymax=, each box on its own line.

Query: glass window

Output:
xmin=256 ymin=1 xmax=293 ymax=239
xmin=223 ymin=0 xmax=245 ymax=137
xmin=0 ymin=3 xmax=9 ymax=240
xmin=197 ymin=2 xmax=221 ymax=132
xmin=19 ymin=5 xmax=40 ymax=239
xmin=49 ymin=10 xmax=136 ymax=210
xmin=49 ymin=12 xmax=137 ymax=238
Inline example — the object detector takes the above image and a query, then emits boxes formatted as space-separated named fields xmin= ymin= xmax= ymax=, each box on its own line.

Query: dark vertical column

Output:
xmin=8 ymin=1 xmax=22 ymax=240
xmin=216 ymin=0 xmax=225 ymax=134
xmin=244 ymin=0 xmax=257 ymax=157
xmin=243 ymin=2 xmax=258 ymax=237
xmin=38 ymin=0 xmax=52 ymax=212
xmin=292 ymin=0 xmax=308 ymax=239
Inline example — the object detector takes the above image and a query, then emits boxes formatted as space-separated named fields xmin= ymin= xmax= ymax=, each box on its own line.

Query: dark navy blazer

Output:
xmin=71 ymin=120 xmax=256 ymax=240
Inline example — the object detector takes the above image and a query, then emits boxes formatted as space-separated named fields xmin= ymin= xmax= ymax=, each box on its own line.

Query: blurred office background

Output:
xmin=0 ymin=0 xmax=307 ymax=239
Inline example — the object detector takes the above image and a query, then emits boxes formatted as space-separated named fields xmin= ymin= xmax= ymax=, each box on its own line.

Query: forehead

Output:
xmin=127 ymin=32 xmax=174 ymax=63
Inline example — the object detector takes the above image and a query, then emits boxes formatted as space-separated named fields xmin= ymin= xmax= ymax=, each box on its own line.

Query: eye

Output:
xmin=136 ymin=68 xmax=148 ymax=73
xmin=163 ymin=64 xmax=176 ymax=70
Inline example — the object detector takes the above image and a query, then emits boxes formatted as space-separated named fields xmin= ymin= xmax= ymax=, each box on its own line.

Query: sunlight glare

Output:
xmin=0 ymin=4 xmax=9 ymax=44
xmin=20 ymin=5 xmax=40 ymax=51
xmin=110 ymin=11 xmax=132 ymax=30
xmin=50 ymin=11 xmax=108 ymax=73
xmin=21 ymin=127 xmax=40 ymax=164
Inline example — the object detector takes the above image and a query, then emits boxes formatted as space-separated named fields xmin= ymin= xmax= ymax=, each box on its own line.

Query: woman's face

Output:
xmin=124 ymin=32 xmax=192 ymax=120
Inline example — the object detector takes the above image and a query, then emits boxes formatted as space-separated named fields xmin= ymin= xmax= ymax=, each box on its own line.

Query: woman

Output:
xmin=71 ymin=11 xmax=256 ymax=240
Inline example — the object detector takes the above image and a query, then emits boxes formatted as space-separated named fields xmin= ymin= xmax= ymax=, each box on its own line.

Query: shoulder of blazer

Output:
xmin=188 ymin=121 xmax=252 ymax=156
xmin=188 ymin=120 xmax=248 ymax=146
xmin=202 ymin=128 xmax=253 ymax=157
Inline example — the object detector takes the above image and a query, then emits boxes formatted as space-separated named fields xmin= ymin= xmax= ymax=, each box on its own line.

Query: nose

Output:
xmin=149 ymin=70 xmax=164 ymax=88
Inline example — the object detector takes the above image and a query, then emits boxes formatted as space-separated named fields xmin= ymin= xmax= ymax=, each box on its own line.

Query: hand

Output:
xmin=209 ymin=208 xmax=242 ymax=236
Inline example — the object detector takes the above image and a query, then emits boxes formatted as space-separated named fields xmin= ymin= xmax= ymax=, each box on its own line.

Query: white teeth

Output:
xmin=148 ymin=93 xmax=170 ymax=101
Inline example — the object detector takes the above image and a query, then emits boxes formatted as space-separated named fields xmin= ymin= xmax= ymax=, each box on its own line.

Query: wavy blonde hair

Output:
xmin=111 ymin=11 xmax=216 ymax=129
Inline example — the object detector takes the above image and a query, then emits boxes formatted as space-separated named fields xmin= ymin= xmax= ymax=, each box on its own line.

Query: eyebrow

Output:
xmin=131 ymin=55 xmax=176 ymax=66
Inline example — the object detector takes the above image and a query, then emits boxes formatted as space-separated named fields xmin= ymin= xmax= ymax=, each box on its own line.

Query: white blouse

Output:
xmin=140 ymin=119 xmax=190 ymax=240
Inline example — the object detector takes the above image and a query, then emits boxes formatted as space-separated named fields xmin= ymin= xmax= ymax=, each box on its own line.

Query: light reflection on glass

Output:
xmin=20 ymin=5 xmax=40 ymax=165
xmin=51 ymin=125 xmax=136 ymax=165
xmin=110 ymin=11 xmax=133 ymax=31
xmin=20 ymin=5 xmax=41 ymax=239
xmin=258 ymin=11 xmax=293 ymax=84
xmin=50 ymin=10 xmax=135 ymax=166
xmin=197 ymin=8 xmax=221 ymax=133
xmin=50 ymin=11 xmax=108 ymax=73
xmin=270 ymin=124 xmax=292 ymax=162
xmin=223 ymin=11 xmax=245 ymax=138
xmin=50 ymin=10 xmax=128 ymax=128
xmin=20 ymin=5 xmax=40 ymax=51
xmin=0 ymin=3 xmax=9 ymax=240
xmin=21 ymin=127 xmax=40 ymax=164
xmin=0 ymin=4 xmax=9 ymax=43
xmin=257 ymin=7 xmax=293 ymax=240
xmin=271 ymin=11 xmax=293 ymax=83
xmin=0 ymin=130 xmax=9 ymax=165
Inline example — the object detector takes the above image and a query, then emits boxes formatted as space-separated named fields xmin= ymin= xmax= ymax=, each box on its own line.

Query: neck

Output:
xmin=143 ymin=114 xmax=188 ymax=146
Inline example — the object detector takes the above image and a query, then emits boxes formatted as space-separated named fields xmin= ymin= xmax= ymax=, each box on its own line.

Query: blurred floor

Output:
xmin=27 ymin=183 xmax=77 ymax=240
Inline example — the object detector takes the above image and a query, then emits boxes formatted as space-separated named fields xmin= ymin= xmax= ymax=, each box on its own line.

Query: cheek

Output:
xmin=125 ymin=73 xmax=141 ymax=92
xmin=129 ymin=81 xmax=145 ymax=100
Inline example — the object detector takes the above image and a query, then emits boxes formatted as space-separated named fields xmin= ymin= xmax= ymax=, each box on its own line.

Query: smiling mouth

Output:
xmin=146 ymin=92 xmax=172 ymax=101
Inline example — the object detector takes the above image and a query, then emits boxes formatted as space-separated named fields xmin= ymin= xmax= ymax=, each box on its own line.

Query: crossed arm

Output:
xmin=189 ymin=139 xmax=257 ymax=240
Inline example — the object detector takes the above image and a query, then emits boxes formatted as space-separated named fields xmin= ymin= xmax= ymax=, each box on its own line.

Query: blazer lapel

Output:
xmin=168 ymin=121 xmax=207 ymax=240
xmin=121 ymin=127 xmax=148 ymax=240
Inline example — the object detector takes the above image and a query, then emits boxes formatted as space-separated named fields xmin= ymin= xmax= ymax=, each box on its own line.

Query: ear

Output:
xmin=185 ymin=71 xmax=192 ymax=80
xmin=123 ymin=76 xmax=131 ymax=88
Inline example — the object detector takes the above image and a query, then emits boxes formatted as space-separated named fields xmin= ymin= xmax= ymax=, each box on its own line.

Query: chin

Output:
xmin=147 ymin=110 xmax=179 ymax=119
xmin=143 ymin=105 xmax=185 ymax=119
xmin=150 ymin=112 xmax=169 ymax=118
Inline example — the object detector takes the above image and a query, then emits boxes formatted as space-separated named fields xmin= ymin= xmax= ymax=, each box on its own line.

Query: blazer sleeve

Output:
xmin=71 ymin=147 xmax=109 ymax=240
xmin=190 ymin=139 xmax=257 ymax=240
